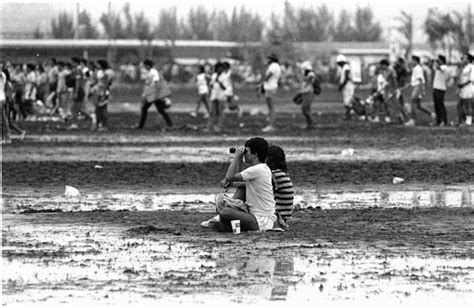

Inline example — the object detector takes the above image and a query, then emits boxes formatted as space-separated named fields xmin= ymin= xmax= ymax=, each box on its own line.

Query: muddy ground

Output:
xmin=2 ymin=92 xmax=474 ymax=306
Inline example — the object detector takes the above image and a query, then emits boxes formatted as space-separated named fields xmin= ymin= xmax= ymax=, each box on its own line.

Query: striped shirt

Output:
xmin=272 ymin=169 xmax=294 ymax=222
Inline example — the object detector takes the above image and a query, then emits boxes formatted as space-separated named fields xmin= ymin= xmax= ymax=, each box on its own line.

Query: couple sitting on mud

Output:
xmin=201 ymin=137 xmax=294 ymax=232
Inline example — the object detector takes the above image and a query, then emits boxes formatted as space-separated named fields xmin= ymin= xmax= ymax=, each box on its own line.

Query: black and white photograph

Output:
xmin=1 ymin=0 xmax=473 ymax=306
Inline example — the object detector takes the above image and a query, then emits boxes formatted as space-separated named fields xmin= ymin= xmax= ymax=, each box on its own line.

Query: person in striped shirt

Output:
xmin=266 ymin=145 xmax=294 ymax=229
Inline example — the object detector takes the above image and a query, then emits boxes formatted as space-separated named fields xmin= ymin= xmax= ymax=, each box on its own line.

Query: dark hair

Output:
xmin=50 ymin=58 xmax=57 ymax=65
xmin=223 ymin=61 xmax=230 ymax=69
xmin=143 ymin=59 xmax=154 ymax=67
xmin=411 ymin=55 xmax=420 ymax=63
xmin=214 ymin=62 xmax=224 ymax=71
xmin=437 ymin=55 xmax=446 ymax=64
xmin=266 ymin=145 xmax=287 ymax=172
xmin=380 ymin=59 xmax=389 ymax=66
xmin=97 ymin=59 xmax=109 ymax=69
xmin=198 ymin=65 xmax=205 ymax=73
xmin=71 ymin=57 xmax=81 ymax=64
xmin=466 ymin=53 xmax=474 ymax=62
xmin=57 ymin=61 xmax=65 ymax=67
xmin=26 ymin=63 xmax=36 ymax=71
xmin=245 ymin=137 xmax=269 ymax=163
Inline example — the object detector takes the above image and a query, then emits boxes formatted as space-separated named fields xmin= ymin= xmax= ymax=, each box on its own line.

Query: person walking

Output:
xmin=456 ymin=53 xmax=473 ymax=126
xmin=404 ymin=55 xmax=431 ymax=126
xmin=206 ymin=62 xmax=227 ymax=132
xmin=191 ymin=65 xmax=210 ymax=119
xmin=432 ymin=55 xmax=449 ymax=126
xmin=299 ymin=61 xmax=316 ymax=129
xmin=336 ymin=54 xmax=355 ymax=120
xmin=91 ymin=60 xmax=114 ymax=131
xmin=261 ymin=53 xmax=281 ymax=132
xmin=135 ymin=59 xmax=173 ymax=130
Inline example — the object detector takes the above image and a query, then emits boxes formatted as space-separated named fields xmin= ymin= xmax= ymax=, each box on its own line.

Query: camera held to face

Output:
xmin=229 ymin=147 xmax=247 ymax=154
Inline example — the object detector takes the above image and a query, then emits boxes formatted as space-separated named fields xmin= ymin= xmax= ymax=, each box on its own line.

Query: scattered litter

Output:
xmin=239 ymin=123 xmax=244 ymax=128
xmin=65 ymin=185 xmax=81 ymax=199
xmin=94 ymin=165 xmax=104 ymax=169
xmin=341 ymin=148 xmax=355 ymax=156
xmin=392 ymin=177 xmax=404 ymax=184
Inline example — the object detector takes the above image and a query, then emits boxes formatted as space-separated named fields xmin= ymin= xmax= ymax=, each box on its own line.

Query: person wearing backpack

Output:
xmin=299 ymin=61 xmax=317 ymax=129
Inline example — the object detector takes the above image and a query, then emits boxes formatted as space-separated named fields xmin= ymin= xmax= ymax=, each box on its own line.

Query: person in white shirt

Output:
xmin=432 ymin=55 xmax=449 ymax=126
xmin=135 ymin=59 xmax=173 ymax=130
xmin=336 ymin=54 xmax=355 ymax=120
xmin=201 ymin=137 xmax=276 ymax=232
xmin=405 ymin=55 xmax=432 ymax=126
xmin=261 ymin=54 xmax=281 ymax=132
xmin=456 ymin=53 xmax=473 ymax=126
xmin=191 ymin=65 xmax=210 ymax=119
xmin=206 ymin=62 xmax=227 ymax=132
xmin=222 ymin=61 xmax=243 ymax=118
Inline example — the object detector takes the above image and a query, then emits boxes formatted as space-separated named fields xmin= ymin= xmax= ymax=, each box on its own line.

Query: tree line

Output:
xmin=34 ymin=2 xmax=473 ymax=57
xmin=39 ymin=1 xmax=382 ymax=42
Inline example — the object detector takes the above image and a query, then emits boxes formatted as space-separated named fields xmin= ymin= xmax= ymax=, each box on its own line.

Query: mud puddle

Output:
xmin=2 ymin=187 xmax=472 ymax=214
xmin=2 ymin=215 xmax=473 ymax=306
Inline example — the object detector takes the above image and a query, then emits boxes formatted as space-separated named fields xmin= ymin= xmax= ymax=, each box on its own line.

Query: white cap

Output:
xmin=301 ymin=61 xmax=313 ymax=71
xmin=336 ymin=54 xmax=347 ymax=63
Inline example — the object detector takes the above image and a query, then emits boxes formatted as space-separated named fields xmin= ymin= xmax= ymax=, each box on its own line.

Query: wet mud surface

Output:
xmin=2 ymin=208 xmax=474 ymax=306
xmin=2 ymin=109 xmax=474 ymax=306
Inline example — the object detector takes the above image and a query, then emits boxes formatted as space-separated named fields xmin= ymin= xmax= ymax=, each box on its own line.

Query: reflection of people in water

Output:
xmin=216 ymin=254 xmax=294 ymax=301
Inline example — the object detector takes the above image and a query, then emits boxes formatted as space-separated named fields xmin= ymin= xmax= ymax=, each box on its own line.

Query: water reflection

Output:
xmin=216 ymin=254 xmax=295 ymax=301
xmin=3 ymin=187 xmax=472 ymax=214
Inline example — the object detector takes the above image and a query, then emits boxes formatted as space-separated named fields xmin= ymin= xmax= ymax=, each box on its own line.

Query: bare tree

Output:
xmin=352 ymin=6 xmax=382 ymax=41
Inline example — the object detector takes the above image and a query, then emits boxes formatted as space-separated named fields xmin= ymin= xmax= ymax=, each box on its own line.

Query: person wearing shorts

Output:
xmin=261 ymin=54 xmax=281 ymax=132
xmin=405 ymin=55 xmax=431 ymax=126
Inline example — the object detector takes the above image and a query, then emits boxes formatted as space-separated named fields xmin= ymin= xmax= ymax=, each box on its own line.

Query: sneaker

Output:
xmin=370 ymin=116 xmax=380 ymax=123
xmin=404 ymin=119 xmax=415 ymax=126
xmin=261 ymin=125 xmax=275 ymax=132
xmin=466 ymin=116 xmax=472 ymax=125
xmin=430 ymin=112 xmax=436 ymax=120
xmin=190 ymin=111 xmax=197 ymax=118
xmin=384 ymin=117 xmax=391 ymax=123
xmin=201 ymin=215 xmax=220 ymax=228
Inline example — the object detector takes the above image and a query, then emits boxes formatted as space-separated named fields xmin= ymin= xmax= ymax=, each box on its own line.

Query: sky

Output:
xmin=1 ymin=0 xmax=472 ymax=41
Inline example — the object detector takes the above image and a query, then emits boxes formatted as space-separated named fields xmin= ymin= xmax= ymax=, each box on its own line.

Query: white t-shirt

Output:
xmin=209 ymin=73 xmax=226 ymax=102
xmin=196 ymin=73 xmax=209 ymax=95
xmin=263 ymin=62 xmax=281 ymax=91
xmin=411 ymin=64 xmax=425 ymax=86
xmin=240 ymin=163 xmax=276 ymax=230
xmin=433 ymin=65 xmax=448 ymax=91
xmin=222 ymin=69 xmax=233 ymax=96
xmin=458 ymin=63 xmax=474 ymax=99
xmin=0 ymin=72 xmax=6 ymax=101
xmin=376 ymin=73 xmax=387 ymax=92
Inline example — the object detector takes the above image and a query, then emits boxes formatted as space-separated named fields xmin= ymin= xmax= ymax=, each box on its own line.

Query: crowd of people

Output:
xmin=2 ymin=51 xmax=474 ymax=143
xmin=340 ymin=52 xmax=474 ymax=127
xmin=1 ymin=57 xmax=115 ymax=143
